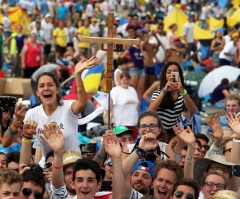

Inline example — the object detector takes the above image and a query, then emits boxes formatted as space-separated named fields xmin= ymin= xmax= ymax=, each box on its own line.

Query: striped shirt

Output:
xmin=151 ymin=89 xmax=184 ymax=129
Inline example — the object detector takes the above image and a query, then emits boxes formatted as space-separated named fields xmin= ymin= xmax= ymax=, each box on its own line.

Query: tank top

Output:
xmin=0 ymin=120 xmax=11 ymax=137
xmin=127 ymin=142 xmax=168 ymax=160
xmin=25 ymin=42 xmax=41 ymax=67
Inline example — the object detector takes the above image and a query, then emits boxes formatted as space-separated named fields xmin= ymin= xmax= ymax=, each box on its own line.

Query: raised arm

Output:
xmin=71 ymin=56 xmax=98 ymax=115
xmin=20 ymin=120 xmax=38 ymax=165
xmin=2 ymin=104 xmax=26 ymax=147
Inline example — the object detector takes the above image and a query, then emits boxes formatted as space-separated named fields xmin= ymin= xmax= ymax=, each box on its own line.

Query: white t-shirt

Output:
xmin=167 ymin=31 xmax=176 ymax=49
xmin=200 ymin=6 xmax=208 ymax=20
xmin=198 ymin=191 xmax=203 ymax=199
xmin=90 ymin=24 xmax=100 ymax=37
xmin=101 ymin=1 xmax=110 ymax=16
xmin=64 ymin=27 xmax=76 ymax=44
xmin=96 ymin=50 xmax=107 ymax=64
xmin=224 ymin=35 xmax=231 ymax=44
xmin=183 ymin=21 xmax=194 ymax=43
xmin=86 ymin=3 xmax=94 ymax=17
xmin=24 ymin=100 xmax=81 ymax=166
xmin=41 ymin=22 xmax=54 ymax=44
xmin=19 ymin=0 xmax=27 ymax=9
xmin=114 ymin=68 xmax=122 ymax=86
xmin=26 ymin=1 xmax=35 ymax=15
xmin=167 ymin=4 xmax=175 ymax=16
xmin=2 ymin=16 xmax=11 ymax=32
xmin=219 ymin=41 xmax=237 ymax=61
xmin=34 ymin=29 xmax=45 ymax=44
xmin=149 ymin=34 xmax=168 ymax=62
xmin=47 ymin=1 xmax=56 ymax=16
xmin=119 ymin=23 xmax=129 ymax=38
xmin=111 ymin=86 xmax=138 ymax=126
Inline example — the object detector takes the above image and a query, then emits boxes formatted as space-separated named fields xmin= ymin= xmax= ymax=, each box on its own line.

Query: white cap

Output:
xmin=45 ymin=13 xmax=51 ymax=18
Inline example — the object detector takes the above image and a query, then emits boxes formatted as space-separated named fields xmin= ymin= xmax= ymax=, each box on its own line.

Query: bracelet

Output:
xmin=22 ymin=137 xmax=32 ymax=143
xmin=184 ymin=156 xmax=193 ymax=160
xmin=11 ymin=121 xmax=20 ymax=129
xmin=7 ymin=127 xmax=18 ymax=136
xmin=185 ymin=159 xmax=194 ymax=164
xmin=233 ymin=138 xmax=240 ymax=143
xmin=180 ymin=89 xmax=187 ymax=97
xmin=14 ymin=120 xmax=21 ymax=125
xmin=161 ymin=88 xmax=168 ymax=94
xmin=22 ymin=131 xmax=33 ymax=139
xmin=53 ymin=163 xmax=64 ymax=169
xmin=96 ymin=152 xmax=105 ymax=159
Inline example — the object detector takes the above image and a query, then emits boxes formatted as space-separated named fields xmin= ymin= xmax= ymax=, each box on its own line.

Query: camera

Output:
xmin=144 ymin=150 xmax=156 ymax=163
xmin=80 ymin=143 xmax=96 ymax=154
xmin=0 ymin=96 xmax=16 ymax=112
xmin=171 ymin=72 xmax=179 ymax=82
xmin=18 ymin=98 xmax=31 ymax=108
xmin=27 ymin=163 xmax=43 ymax=173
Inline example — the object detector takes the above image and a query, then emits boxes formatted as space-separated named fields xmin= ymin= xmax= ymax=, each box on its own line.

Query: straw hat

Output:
xmin=193 ymin=154 xmax=235 ymax=186
xmin=209 ymin=190 xmax=240 ymax=199
xmin=63 ymin=150 xmax=82 ymax=167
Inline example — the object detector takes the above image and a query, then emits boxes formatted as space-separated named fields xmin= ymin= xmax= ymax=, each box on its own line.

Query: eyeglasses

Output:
xmin=201 ymin=145 xmax=210 ymax=150
xmin=138 ymin=124 xmax=158 ymax=131
xmin=223 ymin=148 xmax=232 ymax=154
xmin=104 ymin=160 xmax=112 ymax=167
xmin=203 ymin=182 xmax=226 ymax=190
xmin=174 ymin=190 xmax=194 ymax=199
xmin=22 ymin=188 xmax=43 ymax=199
xmin=210 ymin=166 xmax=230 ymax=174
xmin=44 ymin=162 xmax=53 ymax=169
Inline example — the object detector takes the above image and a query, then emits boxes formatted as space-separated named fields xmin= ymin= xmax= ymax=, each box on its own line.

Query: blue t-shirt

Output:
xmin=57 ymin=6 xmax=68 ymax=20
xmin=128 ymin=46 xmax=144 ymax=69
xmin=75 ymin=2 xmax=83 ymax=12
xmin=179 ymin=114 xmax=201 ymax=134
xmin=40 ymin=0 xmax=48 ymax=15
xmin=15 ymin=34 xmax=27 ymax=53
xmin=211 ymin=85 xmax=227 ymax=103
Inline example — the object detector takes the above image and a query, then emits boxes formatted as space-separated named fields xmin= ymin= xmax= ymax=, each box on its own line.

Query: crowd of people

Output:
xmin=1 ymin=0 xmax=240 ymax=199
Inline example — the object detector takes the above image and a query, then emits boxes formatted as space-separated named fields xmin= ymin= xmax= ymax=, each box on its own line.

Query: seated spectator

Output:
xmin=211 ymin=78 xmax=230 ymax=104
xmin=0 ymin=169 xmax=22 ymax=198
xmin=172 ymin=178 xmax=199 ymax=199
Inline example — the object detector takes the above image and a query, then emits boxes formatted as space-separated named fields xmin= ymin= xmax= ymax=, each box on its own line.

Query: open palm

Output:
xmin=40 ymin=124 xmax=64 ymax=154
xmin=104 ymin=134 xmax=121 ymax=158
xmin=227 ymin=113 xmax=240 ymax=136
xmin=173 ymin=124 xmax=195 ymax=145
xmin=75 ymin=56 xmax=99 ymax=74
xmin=208 ymin=115 xmax=223 ymax=140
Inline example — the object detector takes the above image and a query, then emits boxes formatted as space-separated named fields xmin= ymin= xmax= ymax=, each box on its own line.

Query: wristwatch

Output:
xmin=135 ymin=147 xmax=145 ymax=157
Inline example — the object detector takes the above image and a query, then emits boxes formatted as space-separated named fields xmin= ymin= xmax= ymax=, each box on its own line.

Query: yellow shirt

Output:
xmin=53 ymin=28 xmax=67 ymax=47
xmin=77 ymin=26 xmax=90 ymax=48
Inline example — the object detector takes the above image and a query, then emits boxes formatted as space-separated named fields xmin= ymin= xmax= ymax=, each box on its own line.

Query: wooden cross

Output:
xmin=81 ymin=12 xmax=140 ymax=130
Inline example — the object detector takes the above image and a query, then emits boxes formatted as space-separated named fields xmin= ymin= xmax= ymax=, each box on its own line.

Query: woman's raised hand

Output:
xmin=164 ymin=81 xmax=178 ymax=92
xmin=75 ymin=56 xmax=99 ymax=74
xmin=208 ymin=114 xmax=223 ymax=140
xmin=173 ymin=124 xmax=195 ymax=146
xmin=23 ymin=120 xmax=38 ymax=136
xmin=14 ymin=103 xmax=27 ymax=124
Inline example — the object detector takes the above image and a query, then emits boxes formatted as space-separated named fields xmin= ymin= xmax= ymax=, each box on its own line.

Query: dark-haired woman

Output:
xmin=2 ymin=57 xmax=98 ymax=166
xmin=122 ymin=111 xmax=175 ymax=161
xmin=149 ymin=62 xmax=197 ymax=138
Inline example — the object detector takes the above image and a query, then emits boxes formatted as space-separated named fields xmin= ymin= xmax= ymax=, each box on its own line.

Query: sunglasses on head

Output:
xmin=174 ymin=190 xmax=195 ymax=199
xmin=22 ymin=188 xmax=43 ymax=199
xmin=104 ymin=160 xmax=112 ymax=166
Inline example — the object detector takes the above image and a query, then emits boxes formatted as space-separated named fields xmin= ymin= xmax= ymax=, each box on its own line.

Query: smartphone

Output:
xmin=80 ymin=143 xmax=96 ymax=153
xmin=0 ymin=96 xmax=16 ymax=112
xmin=232 ymin=165 xmax=240 ymax=177
xmin=99 ymin=181 xmax=112 ymax=191
xmin=184 ymin=124 xmax=192 ymax=130
xmin=171 ymin=72 xmax=179 ymax=82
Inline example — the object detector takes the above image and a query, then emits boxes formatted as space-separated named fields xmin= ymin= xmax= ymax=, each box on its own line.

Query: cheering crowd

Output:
xmin=1 ymin=0 xmax=240 ymax=199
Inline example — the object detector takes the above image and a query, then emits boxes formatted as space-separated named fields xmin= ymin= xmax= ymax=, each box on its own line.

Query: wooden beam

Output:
xmin=80 ymin=37 xmax=140 ymax=45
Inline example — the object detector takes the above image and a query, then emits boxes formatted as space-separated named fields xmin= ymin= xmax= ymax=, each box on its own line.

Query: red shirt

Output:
xmin=25 ymin=42 xmax=41 ymax=67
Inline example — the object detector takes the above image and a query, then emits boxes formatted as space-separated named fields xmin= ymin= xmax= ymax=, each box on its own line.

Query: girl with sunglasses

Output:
xmin=149 ymin=62 xmax=197 ymax=139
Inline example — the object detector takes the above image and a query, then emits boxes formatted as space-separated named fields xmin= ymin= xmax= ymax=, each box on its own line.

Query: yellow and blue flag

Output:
xmin=81 ymin=63 xmax=104 ymax=93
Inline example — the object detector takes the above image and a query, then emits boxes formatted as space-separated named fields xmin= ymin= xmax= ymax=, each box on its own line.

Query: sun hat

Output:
xmin=193 ymin=154 xmax=235 ymax=186
xmin=209 ymin=190 xmax=240 ymax=199
xmin=132 ymin=160 xmax=155 ymax=179
xmin=112 ymin=125 xmax=134 ymax=135
xmin=63 ymin=150 xmax=82 ymax=167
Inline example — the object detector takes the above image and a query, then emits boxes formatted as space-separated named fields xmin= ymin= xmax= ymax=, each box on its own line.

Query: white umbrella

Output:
xmin=198 ymin=66 xmax=240 ymax=97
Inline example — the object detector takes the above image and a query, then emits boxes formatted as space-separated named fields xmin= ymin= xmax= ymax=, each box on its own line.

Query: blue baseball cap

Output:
xmin=188 ymin=14 xmax=194 ymax=19
xmin=132 ymin=160 xmax=155 ymax=179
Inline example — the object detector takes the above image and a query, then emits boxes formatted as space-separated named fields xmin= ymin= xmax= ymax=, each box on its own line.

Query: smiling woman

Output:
xmin=2 ymin=57 xmax=99 ymax=166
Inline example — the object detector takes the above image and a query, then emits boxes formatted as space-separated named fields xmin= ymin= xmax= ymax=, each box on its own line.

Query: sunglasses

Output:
xmin=201 ymin=145 xmax=210 ymax=150
xmin=223 ymin=148 xmax=231 ymax=153
xmin=104 ymin=160 xmax=112 ymax=167
xmin=22 ymin=188 xmax=43 ymax=199
xmin=174 ymin=190 xmax=194 ymax=199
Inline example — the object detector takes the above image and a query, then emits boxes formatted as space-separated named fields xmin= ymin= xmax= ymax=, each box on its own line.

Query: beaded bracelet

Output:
xmin=96 ymin=152 xmax=105 ymax=159
xmin=7 ymin=127 xmax=17 ymax=137
xmin=22 ymin=137 xmax=32 ymax=143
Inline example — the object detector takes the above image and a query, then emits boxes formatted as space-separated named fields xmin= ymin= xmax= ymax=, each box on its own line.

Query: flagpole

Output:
xmin=108 ymin=91 xmax=111 ymax=130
